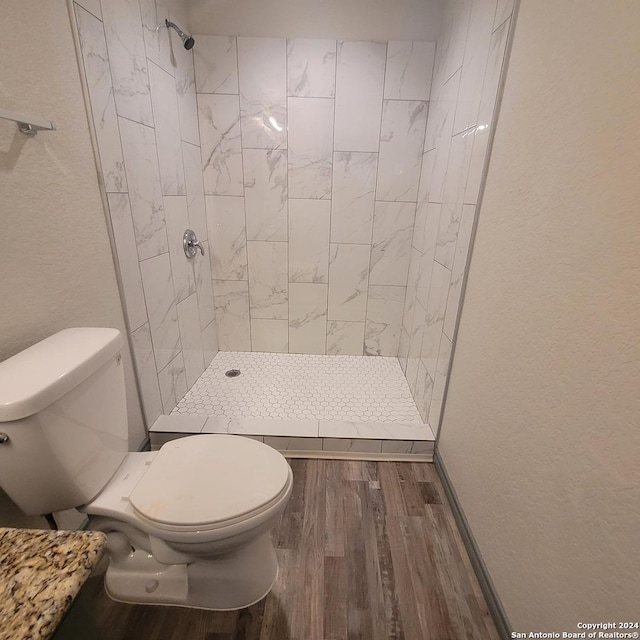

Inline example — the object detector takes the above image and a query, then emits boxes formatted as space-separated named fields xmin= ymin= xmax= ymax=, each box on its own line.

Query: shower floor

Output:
xmin=173 ymin=351 xmax=421 ymax=422
xmin=151 ymin=352 xmax=434 ymax=458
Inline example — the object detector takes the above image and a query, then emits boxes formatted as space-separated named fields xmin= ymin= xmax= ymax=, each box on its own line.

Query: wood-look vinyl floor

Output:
xmin=81 ymin=460 xmax=499 ymax=640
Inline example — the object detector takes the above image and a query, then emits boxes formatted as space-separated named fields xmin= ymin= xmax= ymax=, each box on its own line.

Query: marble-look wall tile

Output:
xmin=453 ymin=0 xmax=497 ymax=135
xmin=101 ymin=0 xmax=153 ymax=126
xmin=247 ymin=241 xmax=288 ymax=319
xmin=106 ymin=193 xmax=147 ymax=331
xmin=173 ymin=39 xmax=200 ymax=147
xmin=330 ymin=152 xmax=377 ymax=244
xmin=289 ymin=283 xmax=328 ymax=354
xmin=402 ymin=247 xmax=421 ymax=335
xmin=75 ymin=6 xmax=127 ymax=193
xmin=428 ymin=334 xmax=453 ymax=431
xmin=139 ymin=252 xmax=181 ymax=371
xmin=75 ymin=0 xmax=101 ymax=19
xmin=149 ymin=61 xmax=186 ymax=195
xmin=406 ymin=300 xmax=427 ymax=396
xmin=251 ymin=319 xmax=288 ymax=352
xmin=326 ymin=321 xmax=365 ymax=355
xmin=243 ymin=149 xmax=288 ymax=241
xmin=201 ymin=319 xmax=219 ymax=366
xmin=177 ymin=293 xmax=205 ymax=387
xmin=398 ymin=328 xmax=410 ymax=372
xmin=465 ymin=18 xmax=511 ymax=205
xmin=421 ymin=260 xmax=451 ymax=378
xmin=443 ymin=203 xmax=476 ymax=340
xmin=414 ymin=359 xmax=435 ymax=422
xmin=417 ymin=148 xmax=435 ymax=206
xmin=426 ymin=70 xmax=461 ymax=203
xmin=118 ymin=117 xmax=168 ymax=260
xmin=376 ymin=100 xmax=428 ymax=202
xmin=328 ymin=243 xmax=370 ymax=322
xmin=198 ymin=94 xmax=243 ymax=196
xmin=182 ymin=142 xmax=207 ymax=240
xmin=288 ymin=97 xmax=334 ymax=199
xmin=416 ymin=202 xmax=442 ymax=310
xmin=205 ymin=196 xmax=248 ymax=280
xmin=324 ymin=438 xmax=382 ymax=454
xmin=158 ymin=352 xmax=188 ymax=413
xmin=494 ymin=0 xmax=515 ymax=30
xmin=194 ymin=240 xmax=215 ymax=329
xmin=289 ymin=199 xmax=330 ymax=283
xmin=194 ymin=36 xmax=238 ymax=94
xmin=287 ymin=38 xmax=336 ymax=98
xmin=369 ymin=202 xmax=415 ymax=286
xmin=365 ymin=285 xmax=405 ymax=356
xmin=264 ymin=436 xmax=323 ymax=452
xmin=334 ymin=41 xmax=386 ymax=152
xmin=384 ymin=41 xmax=436 ymax=101
xmin=237 ymin=37 xmax=287 ymax=149
xmin=432 ymin=0 xmax=472 ymax=87
xmin=164 ymin=196 xmax=196 ymax=302
xmin=131 ymin=323 xmax=163 ymax=425
xmin=435 ymin=128 xmax=473 ymax=269
xmin=139 ymin=0 xmax=173 ymax=77
xmin=213 ymin=280 xmax=251 ymax=350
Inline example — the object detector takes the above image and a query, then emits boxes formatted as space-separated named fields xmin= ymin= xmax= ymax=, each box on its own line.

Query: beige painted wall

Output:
xmin=0 ymin=1 xmax=146 ymax=523
xmin=187 ymin=0 xmax=443 ymax=41
xmin=438 ymin=0 xmax=640 ymax=630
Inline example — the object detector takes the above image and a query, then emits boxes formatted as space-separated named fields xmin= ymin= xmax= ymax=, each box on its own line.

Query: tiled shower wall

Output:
xmin=72 ymin=0 xmax=219 ymax=423
xmin=194 ymin=37 xmax=436 ymax=356
xmin=399 ymin=0 xmax=515 ymax=425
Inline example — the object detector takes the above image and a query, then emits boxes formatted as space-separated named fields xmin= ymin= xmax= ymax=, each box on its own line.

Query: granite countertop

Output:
xmin=0 ymin=526 xmax=107 ymax=640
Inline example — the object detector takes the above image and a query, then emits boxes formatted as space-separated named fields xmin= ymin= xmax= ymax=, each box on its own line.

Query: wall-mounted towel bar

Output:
xmin=0 ymin=107 xmax=57 ymax=135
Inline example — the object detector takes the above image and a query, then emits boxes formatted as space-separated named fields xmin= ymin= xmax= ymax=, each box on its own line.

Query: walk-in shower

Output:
xmin=70 ymin=0 xmax=516 ymax=459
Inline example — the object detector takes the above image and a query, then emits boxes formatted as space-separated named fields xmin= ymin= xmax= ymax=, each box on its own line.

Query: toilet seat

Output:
xmin=129 ymin=435 xmax=291 ymax=532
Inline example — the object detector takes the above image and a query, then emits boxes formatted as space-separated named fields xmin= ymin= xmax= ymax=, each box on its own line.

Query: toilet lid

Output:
xmin=129 ymin=435 xmax=290 ymax=527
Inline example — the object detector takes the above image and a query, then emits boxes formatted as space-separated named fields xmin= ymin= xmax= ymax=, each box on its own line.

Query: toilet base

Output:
xmin=104 ymin=532 xmax=279 ymax=610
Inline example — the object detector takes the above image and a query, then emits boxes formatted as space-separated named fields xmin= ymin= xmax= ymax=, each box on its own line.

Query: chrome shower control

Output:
xmin=183 ymin=229 xmax=204 ymax=259
xmin=0 ymin=433 xmax=10 ymax=445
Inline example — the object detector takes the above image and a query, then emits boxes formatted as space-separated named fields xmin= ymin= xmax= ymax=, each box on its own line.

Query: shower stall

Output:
xmin=69 ymin=0 xmax=516 ymax=458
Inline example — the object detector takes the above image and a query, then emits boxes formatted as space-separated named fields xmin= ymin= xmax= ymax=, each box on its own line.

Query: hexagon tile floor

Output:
xmin=172 ymin=351 xmax=422 ymax=422
xmin=160 ymin=352 xmax=434 ymax=457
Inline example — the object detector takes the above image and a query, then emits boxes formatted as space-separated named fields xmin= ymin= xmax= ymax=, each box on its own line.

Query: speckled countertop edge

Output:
xmin=0 ymin=527 xmax=107 ymax=640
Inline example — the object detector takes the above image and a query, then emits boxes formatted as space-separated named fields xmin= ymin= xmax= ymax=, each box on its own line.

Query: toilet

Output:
xmin=0 ymin=328 xmax=293 ymax=610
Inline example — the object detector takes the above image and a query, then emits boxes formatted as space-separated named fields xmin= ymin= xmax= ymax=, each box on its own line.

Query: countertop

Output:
xmin=0 ymin=526 xmax=107 ymax=640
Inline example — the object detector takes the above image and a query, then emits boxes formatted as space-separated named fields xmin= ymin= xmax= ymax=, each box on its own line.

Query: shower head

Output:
xmin=165 ymin=19 xmax=195 ymax=50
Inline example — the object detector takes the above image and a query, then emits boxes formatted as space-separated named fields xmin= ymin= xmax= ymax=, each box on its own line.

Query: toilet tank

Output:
xmin=0 ymin=328 xmax=129 ymax=515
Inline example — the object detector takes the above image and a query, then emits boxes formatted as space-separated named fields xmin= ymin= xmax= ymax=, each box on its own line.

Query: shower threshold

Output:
xmin=150 ymin=351 xmax=435 ymax=460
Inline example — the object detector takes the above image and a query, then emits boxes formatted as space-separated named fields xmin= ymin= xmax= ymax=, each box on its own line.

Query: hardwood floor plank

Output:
xmin=363 ymin=480 xmax=404 ymax=640
xmin=290 ymin=459 xmax=325 ymax=640
xmin=323 ymin=556 xmax=348 ymax=640
xmin=79 ymin=461 xmax=499 ymax=640
xmin=324 ymin=460 xmax=345 ymax=557
xmin=386 ymin=517 xmax=428 ymax=639
xmin=275 ymin=459 xmax=306 ymax=550
xmin=378 ymin=462 xmax=408 ymax=516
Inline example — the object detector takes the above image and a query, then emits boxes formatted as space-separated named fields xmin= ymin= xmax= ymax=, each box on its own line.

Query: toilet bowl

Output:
xmin=0 ymin=328 xmax=292 ymax=610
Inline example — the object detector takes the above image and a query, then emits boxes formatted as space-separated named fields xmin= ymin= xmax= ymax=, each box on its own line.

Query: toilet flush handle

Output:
xmin=0 ymin=433 xmax=9 ymax=444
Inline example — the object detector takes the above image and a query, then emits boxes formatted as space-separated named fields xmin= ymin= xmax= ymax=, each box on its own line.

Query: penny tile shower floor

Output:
xmin=172 ymin=351 xmax=423 ymax=423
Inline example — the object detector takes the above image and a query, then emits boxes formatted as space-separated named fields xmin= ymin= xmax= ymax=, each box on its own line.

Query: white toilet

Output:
xmin=0 ymin=328 xmax=293 ymax=610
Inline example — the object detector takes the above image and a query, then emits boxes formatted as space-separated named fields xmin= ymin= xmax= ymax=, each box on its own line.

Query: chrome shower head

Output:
xmin=165 ymin=19 xmax=195 ymax=50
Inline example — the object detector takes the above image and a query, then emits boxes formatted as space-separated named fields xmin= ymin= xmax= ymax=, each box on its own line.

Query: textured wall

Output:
xmin=188 ymin=0 xmax=443 ymax=42
xmin=0 ymin=0 xmax=145 ymax=524
xmin=438 ymin=0 xmax=640 ymax=629
xmin=197 ymin=37 xmax=436 ymax=356
xmin=399 ymin=0 xmax=515 ymax=424
xmin=72 ymin=0 xmax=219 ymax=421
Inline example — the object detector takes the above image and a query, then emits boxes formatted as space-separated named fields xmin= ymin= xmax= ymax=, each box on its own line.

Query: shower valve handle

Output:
xmin=183 ymin=229 xmax=204 ymax=259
